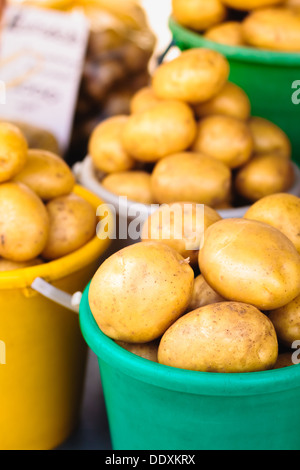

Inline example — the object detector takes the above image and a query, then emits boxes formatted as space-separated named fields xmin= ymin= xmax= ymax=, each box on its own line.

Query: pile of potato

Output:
xmin=89 ymin=191 xmax=300 ymax=373
xmin=172 ymin=0 xmax=300 ymax=52
xmin=0 ymin=121 xmax=97 ymax=271
xmin=88 ymin=47 xmax=295 ymax=209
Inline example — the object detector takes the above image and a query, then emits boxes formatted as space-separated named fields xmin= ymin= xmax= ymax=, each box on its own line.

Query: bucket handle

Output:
xmin=31 ymin=277 xmax=82 ymax=313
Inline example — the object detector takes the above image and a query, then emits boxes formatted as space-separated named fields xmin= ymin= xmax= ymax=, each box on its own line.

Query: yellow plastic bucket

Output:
xmin=0 ymin=185 xmax=112 ymax=450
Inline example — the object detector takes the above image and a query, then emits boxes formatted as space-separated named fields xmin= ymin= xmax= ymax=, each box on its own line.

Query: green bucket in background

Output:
xmin=168 ymin=17 xmax=300 ymax=166
xmin=79 ymin=283 xmax=300 ymax=450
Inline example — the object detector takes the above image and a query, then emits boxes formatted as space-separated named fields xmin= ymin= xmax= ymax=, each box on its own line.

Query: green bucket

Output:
xmin=79 ymin=283 xmax=300 ymax=450
xmin=168 ymin=17 xmax=300 ymax=166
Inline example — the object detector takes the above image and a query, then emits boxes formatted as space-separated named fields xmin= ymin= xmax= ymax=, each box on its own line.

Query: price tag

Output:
xmin=0 ymin=4 xmax=89 ymax=153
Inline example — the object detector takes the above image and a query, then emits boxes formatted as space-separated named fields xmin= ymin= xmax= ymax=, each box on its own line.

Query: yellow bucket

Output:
xmin=0 ymin=185 xmax=112 ymax=450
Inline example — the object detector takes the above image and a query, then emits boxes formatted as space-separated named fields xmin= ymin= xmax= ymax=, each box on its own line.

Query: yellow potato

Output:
xmin=220 ymin=0 xmax=284 ymax=10
xmin=242 ymin=8 xmax=300 ymax=52
xmin=285 ymin=0 xmax=300 ymax=12
xmin=101 ymin=171 xmax=154 ymax=204
xmin=193 ymin=82 xmax=251 ymax=121
xmin=172 ymin=0 xmax=227 ymax=31
xmin=0 ymin=182 xmax=49 ymax=262
xmin=273 ymin=352 xmax=294 ymax=369
xmin=249 ymin=117 xmax=291 ymax=159
xmin=151 ymin=152 xmax=232 ymax=207
xmin=88 ymin=116 xmax=135 ymax=174
xmin=130 ymin=87 xmax=163 ymax=114
xmin=12 ymin=121 xmax=61 ymax=155
xmin=13 ymin=149 xmax=75 ymax=200
xmin=204 ymin=21 xmax=245 ymax=46
xmin=235 ymin=153 xmax=295 ymax=202
xmin=199 ymin=217 xmax=300 ymax=310
xmin=244 ymin=193 xmax=300 ymax=254
xmin=269 ymin=294 xmax=300 ymax=348
xmin=0 ymin=257 xmax=43 ymax=271
xmin=42 ymin=193 xmax=97 ymax=260
xmin=115 ymin=340 xmax=159 ymax=362
xmin=121 ymin=100 xmax=197 ymax=162
xmin=158 ymin=302 xmax=278 ymax=373
xmin=187 ymin=274 xmax=225 ymax=311
xmin=88 ymin=241 xmax=194 ymax=343
xmin=192 ymin=115 xmax=254 ymax=169
xmin=152 ymin=48 xmax=230 ymax=104
xmin=0 ymin=122 xmax=28 ymax=182
xmin=141 ymin=203 xmax=221 ymax=266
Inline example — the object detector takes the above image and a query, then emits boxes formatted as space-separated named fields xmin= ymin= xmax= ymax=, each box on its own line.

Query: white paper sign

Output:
xmin=0 ymin=5 xmax=89 ymax=153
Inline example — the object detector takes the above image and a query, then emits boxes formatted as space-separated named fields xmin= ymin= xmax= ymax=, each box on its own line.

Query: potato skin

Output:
xmin=102 ymin=171 xmax=154 ymax=204
xmin=187 ymin=274 xmax=225 ymax=311
xmin=13 ymin=149 xmax=75 ymax=200
xmin=242 ymin=8 xmax=300 ymax=52
xmin=121 ymin=101 xmax=197 ymax=162
xmin=272 ymin=352 xmax=294 ymax=369
xmin=269 ymin=294 xmax=300 ymax=348
xmin=141 ymin=203 xmax=221 ymax=266
xmin=0 ymin=122 xmax=28 ymax=182
xmin=152 ymin=48 xmax=229 ymax=104
xmin=249 ymin=117 xmax=291 ymax=159
xmin=88 ymin=116 xmax=135 ymax=174
xmin=130 ymin=87 xmax=163 ymax=114
xmin=192 ymin=115 xmax=254 ymax=169
xmin=172 ymin=0 xmax=227 ymax=31
xmin=193 ymin=82 xmax=251 ymax=121
xmin=204 ymin=21 xmax=245 ymax=46
xmin=199 ymin=218 xmax=300 ymax=310
xmin=0 ymin=182 xmax=49 ymax=262
xmin=244 ymin=193 xmax=300 ymax=254
xmin=42 ymin=193 xmax=97 ymax=260
xmin=220 ymin=0 xmax=284 ymax=10
xmin=115 ymin=340 xmax=159 ymax=362
xmin=151 ymin=152 xmax=232 ymax=207
xmin=88 ymin=241 xmax=194 ymax=343
xmin=235 ymin=153 xmax=295 ymax=202
xmin=0 ymin=257 xmax=43 ymax=271
xmin=158 ymin=302 xmax=278 ymax=373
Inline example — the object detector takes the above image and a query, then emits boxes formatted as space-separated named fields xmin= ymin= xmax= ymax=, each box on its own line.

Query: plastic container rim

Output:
xmin=0 ymin=184 xmax=113 ymax=290
xmin=169 ymin=17 xmax=300 ymax=66
xmin=79 ymin=283 xmax=300 ymax=398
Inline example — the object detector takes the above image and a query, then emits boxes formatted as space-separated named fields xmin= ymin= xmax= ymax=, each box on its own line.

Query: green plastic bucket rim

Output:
xmin=79 ymin=283 xmax=300 ymax=398
xmin=169 ymin=17 xmax=300 ymax=66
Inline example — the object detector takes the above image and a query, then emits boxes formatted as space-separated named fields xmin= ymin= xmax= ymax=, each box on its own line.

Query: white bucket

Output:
xmin=74 ymin=156 xmax=300 ymax=245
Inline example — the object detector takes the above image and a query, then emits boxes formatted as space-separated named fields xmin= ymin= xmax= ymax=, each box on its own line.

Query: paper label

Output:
xmin=0 ymin=4 xmax=89 ymax=153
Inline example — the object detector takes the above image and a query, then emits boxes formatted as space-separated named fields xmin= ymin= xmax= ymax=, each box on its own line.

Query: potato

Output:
xmin=88 ymin=241 xmax=194 ymax=343
xmin=193 ymin=82 xmax=251 ymax=121
xmin=13 ymin=149 xmax=75 ymax=200
xmin=152 ymin=48 xmax=229 ymax=104
xmin=88 ymin=116 xmax=135 ymax=174
xmin=141 ymin=203 xmax=221 ymax=266
xmin=130 ymin=87 xmax=163 ymax=114
xmin=192 ymin=115 xmax=254 ymax=169
xmin=285 ymin=0 xmax=300 ymax=11
xmin=220 ymin=0 xmax=284 ymax=10
xmin=42 ymin=193 xmax=97 ymax=260
xmin=269 ymin=294 xmax=300 ymax=348
xmin=204 ymin=22 xmax=245 ymax=46
xmin=115 ymin=340 xmax=159 ymax=362
xmin=0 ymin=257 xmax=43 ymax=271
xmin=273 ymin=352 xmax=294 ymax=369
xmin=199 ymin=218 xmax=300 ymax=310
xmin=101 ymin=171 xmax=153 ymax=204
xmin=0 ymin=182 xmax=49 ymax=262
xmin=121 ymin=101 xmax=197 ymax=162
xmin=187 ymin=274 xmax=225 ymax=311
xmin=242 ymin=8 xmax=300 ymax=52
xmin=249 ymin=117 xmax=291 ymax=159
xmin=158 ymin=302 xmax=278 ymax=373
xmin=244 ymin=193 xmax=300 ymax=254
xmin=11 ymin=121 xmax=60 ymax=155
xmin=0 ymin=122 xmax=28 ymax=182
xmin=172 ymin=0 xmax=227 ymax=31
xmin=235 ymin=153 xmax=295 ymax=202
xmin=151 ymin=152 xmax=232 ymax=207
